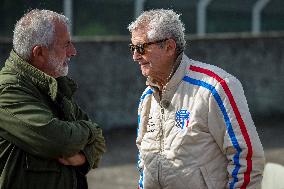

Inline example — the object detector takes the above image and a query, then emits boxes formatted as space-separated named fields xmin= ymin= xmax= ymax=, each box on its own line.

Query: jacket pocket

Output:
xmin=24 ymin=154 xmax=60 ymax=172
xmin=200 ymin=166 xmax=227 ymax=189
xmin=179 ymin=167 xmax=208 ymax=189
xmin=21 ymin=154 xmax=71 ymax=189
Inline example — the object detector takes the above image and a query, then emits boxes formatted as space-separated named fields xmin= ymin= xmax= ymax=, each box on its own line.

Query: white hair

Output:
xmin=128 ymin=9 xmax=186 ymax=54
xmin=13 ymin=9 xmax=69 ymax=60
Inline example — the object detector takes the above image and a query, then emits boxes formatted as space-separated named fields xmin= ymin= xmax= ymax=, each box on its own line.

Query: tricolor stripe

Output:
xmin=185 ymin=65 xmax=253 ymax=189
xmin=183 ymin=76 xmax=241 ymax=188
xmin=138 ymin=88 xmax=153 ymax=126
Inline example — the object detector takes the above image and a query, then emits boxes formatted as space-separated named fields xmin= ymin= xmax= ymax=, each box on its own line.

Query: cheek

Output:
xmin=60 ymin=51 xmax=67 ymax=59
xmin=54 ymin=49 xmax=66 ymax=59
xmin=147 ymin=57 xmax=162 ymax=70
xmin=57 ymin=54 xmax=67 ymax=64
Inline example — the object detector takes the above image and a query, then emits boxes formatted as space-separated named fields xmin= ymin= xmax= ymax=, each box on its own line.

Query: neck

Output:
xmin=161 ymin=53 xmax=182 ymax=86
xmin=161 ymin=63 xmax=175 ymax=86
xmin=147 ymin=53 xmax=182 ymax=90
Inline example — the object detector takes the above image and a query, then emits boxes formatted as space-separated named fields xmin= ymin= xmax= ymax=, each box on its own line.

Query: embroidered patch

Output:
xmin=175 ymin=109 xmax=190 ymax=129
xmin=146 ymin=116 xmax=155 ymax=133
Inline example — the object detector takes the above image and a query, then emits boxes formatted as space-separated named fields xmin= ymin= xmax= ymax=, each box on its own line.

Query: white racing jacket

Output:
xmin=137 ymin=54 xmax=265 ymax=189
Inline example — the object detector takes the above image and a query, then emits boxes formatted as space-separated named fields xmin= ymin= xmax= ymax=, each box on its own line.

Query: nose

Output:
xmin=68 ymin=42 xmax=77 ymax=57
xmin=132 ymin=50 xmax=142 ymax=62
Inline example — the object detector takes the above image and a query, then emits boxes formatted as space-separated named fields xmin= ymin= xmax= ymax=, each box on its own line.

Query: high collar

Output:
xmin=6 ymin=50 xmax=77 ymax=101
xmin=145 ymin=53 xmax=189 ymax=103
xmin=146 ymin=53 xmax=184 ymax=91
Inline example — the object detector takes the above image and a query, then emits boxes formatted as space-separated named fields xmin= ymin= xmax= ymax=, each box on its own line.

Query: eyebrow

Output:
xmin=64 ymin=41 xmax=72 ymax=46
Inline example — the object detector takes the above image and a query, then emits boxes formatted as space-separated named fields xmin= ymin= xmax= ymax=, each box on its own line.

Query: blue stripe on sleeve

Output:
xmin=183 ymin=76 xmax=241 ymax=189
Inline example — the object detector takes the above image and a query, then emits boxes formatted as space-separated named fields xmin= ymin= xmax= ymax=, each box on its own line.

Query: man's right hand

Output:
xmin=58 ymin=153 xmax=86 ymax=166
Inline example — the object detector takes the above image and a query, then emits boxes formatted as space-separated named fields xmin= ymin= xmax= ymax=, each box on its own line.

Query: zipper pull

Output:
xmin=160 ymin=99 xmax=170 ymax=109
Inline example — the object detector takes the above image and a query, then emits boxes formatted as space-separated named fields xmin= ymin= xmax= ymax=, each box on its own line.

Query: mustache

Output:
xmin=65 ymin=58 xmax=71 ymax=64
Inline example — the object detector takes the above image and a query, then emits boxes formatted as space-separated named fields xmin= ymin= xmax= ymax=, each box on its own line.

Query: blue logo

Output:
xmin=175 ymin=109 xmax=190 ymax=129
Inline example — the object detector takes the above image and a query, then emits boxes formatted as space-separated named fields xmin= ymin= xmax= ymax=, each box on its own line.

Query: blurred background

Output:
xmin=0 ymin=0 xmax=284 ymax=188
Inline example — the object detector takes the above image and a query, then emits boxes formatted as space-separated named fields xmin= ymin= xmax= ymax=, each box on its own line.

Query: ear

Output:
xmin=30 ymin=45 xmax=48 ymax=68
xmin=165 ymin=39 xmax=177 ymax=56
xmin=31 ymin=45 xmax=46 ymax=61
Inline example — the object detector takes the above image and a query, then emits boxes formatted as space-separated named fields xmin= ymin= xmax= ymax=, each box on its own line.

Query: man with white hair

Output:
xmin=0 ymin=9 xmax=106 ymax=189
xmin=128 ymin=9 xmax=265 ymax=189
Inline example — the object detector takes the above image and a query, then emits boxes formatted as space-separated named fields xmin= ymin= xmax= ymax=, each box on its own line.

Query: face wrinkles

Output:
xmin=47 ymin=49 xmax=69 ymax=77
xmin=131 ymin=29 xmax=171 ymax=83
xmin=46 ymin=21 xmax=76 ymax=78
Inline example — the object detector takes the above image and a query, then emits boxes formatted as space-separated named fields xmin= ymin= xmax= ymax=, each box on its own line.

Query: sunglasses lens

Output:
xmin=137 ymin=46 xmax=144 ymax=54
xmin=129 ymin=45 xmax=135 ymax=52
xmin=129 ymin=44 xmax=145 ymax=54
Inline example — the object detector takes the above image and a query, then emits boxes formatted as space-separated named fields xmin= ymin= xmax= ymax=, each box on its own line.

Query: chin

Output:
xmin=57 ymin=67 xmax=68 ymax=77
xmin=141 ymin=71 xmax=150 ymax=77
xmin=141 ymin=67 xmax=151 ymax=76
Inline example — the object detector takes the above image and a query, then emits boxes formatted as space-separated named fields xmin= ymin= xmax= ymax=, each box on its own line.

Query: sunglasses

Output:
xmin=129 ymin=38 xmax=169 ymax=55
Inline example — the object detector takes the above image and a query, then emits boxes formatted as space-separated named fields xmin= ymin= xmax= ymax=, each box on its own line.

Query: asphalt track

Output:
xmin=87 ymin=118 xmax=284 ymax=189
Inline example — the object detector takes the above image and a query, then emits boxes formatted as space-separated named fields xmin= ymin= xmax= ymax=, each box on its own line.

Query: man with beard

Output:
xmin=0 ymin=9 xmax=106 ymax=189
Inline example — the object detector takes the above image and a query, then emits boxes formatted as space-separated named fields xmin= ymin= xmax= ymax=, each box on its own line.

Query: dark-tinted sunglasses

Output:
xmin=129 ymin=38 xmax=169 ymax=55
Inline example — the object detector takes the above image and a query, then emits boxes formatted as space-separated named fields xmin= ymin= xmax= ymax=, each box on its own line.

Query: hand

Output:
xmin=58 ymin=153 xmax=86 ymax=166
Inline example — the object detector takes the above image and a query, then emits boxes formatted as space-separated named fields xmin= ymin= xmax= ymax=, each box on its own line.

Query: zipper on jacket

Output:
xmin=159 ymin=106 xmax=165 ymax=154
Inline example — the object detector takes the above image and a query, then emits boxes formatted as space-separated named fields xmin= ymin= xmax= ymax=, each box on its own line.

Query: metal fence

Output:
xmin=67 ymin=0 xmax=284 ymax=36
xmin=0 ymin=0 xmax=284 ymax=38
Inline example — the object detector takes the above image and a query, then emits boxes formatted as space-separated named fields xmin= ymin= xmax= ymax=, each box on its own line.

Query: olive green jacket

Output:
xmin=0 ymin=50 xmax=106 ymax=189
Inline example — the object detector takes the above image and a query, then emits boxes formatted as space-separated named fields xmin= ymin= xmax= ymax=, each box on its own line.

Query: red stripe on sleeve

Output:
xmin=190 ymin=65 xmax=253 ymax=188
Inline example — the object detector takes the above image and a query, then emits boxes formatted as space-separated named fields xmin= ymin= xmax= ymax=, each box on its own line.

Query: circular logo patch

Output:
xmin=175 ymin=109 xmax=190 ymax=129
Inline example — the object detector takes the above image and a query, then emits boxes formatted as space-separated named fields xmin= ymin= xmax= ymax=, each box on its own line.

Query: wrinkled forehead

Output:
xmin=131 ymin=28 xmax=149 ymax=44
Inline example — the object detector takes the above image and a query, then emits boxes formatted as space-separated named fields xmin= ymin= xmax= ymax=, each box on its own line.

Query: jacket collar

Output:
xmin=146 ymin=53 xmax=190 ymax=103
xmin=163 ymin=53 xmax=189 ymax=92
xmin=146 ymin=53 xmax=187 ymax=91
xmin=6 ymin=50 xmax=76 ymax=101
